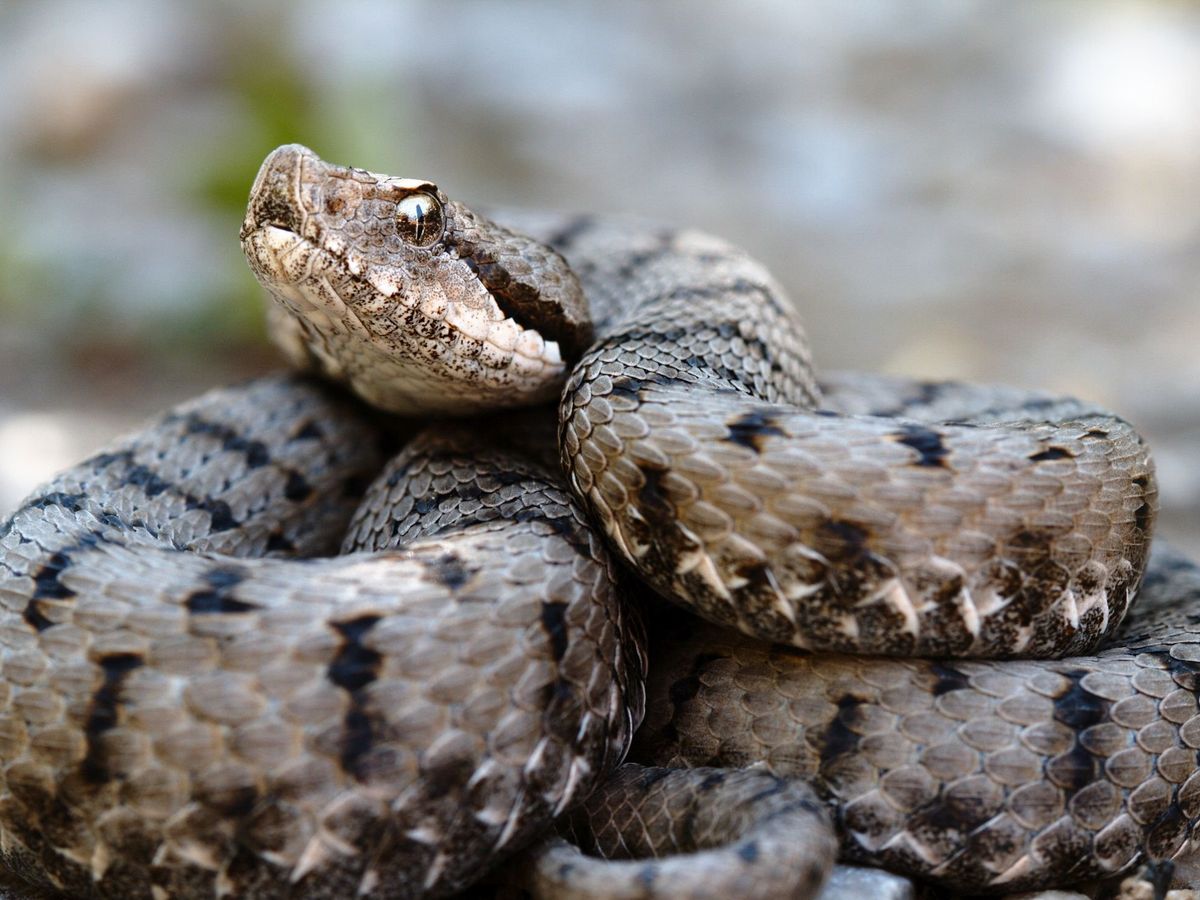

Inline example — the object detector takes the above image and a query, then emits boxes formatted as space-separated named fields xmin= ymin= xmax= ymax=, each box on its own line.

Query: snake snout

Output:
xmin=241 ymin=143 xmax=316 ymax=239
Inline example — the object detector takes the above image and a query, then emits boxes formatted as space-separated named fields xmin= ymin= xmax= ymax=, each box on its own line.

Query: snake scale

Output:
xmin=0 ymin=144 xmax=1194 ymax=898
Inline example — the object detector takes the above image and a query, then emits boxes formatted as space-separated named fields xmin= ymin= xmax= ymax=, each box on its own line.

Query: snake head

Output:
xmin=241 ymin=144 xmax=592 ymax=415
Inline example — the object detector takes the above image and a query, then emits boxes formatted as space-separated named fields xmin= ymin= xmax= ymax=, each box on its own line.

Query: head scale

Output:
xmin=241 ymin=144 xmax=592 ymax=415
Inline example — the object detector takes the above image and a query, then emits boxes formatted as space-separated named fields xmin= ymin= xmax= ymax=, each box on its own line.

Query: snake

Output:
xmin=0 ymin=143 xmax=1191 ymax=898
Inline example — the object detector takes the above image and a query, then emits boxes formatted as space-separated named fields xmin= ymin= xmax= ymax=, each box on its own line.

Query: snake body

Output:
xmin=0 ymin=144 xmax=1189 ymax=897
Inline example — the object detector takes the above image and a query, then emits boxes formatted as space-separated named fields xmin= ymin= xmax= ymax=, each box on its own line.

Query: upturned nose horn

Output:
xmin=241 ymin=144 xmax=318 ymax=238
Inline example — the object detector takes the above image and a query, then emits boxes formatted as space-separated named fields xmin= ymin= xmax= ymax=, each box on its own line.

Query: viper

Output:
xmin=0 ymin=144 xmax=1190 ymax=899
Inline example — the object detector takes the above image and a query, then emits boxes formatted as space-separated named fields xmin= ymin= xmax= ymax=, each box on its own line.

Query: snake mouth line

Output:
xmin=247 ymin=224 xmax=565 ymax=375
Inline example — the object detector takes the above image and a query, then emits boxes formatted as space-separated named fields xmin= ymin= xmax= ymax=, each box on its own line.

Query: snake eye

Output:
xmin=396 ymin=192 xmax=443 ymax=247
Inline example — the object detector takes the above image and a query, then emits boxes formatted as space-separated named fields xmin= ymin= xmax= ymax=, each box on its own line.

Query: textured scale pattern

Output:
xmin=243 ymin=146 xmax=590 ymax=416
xmin=630 ymin=546 xmax=1200 ymax=892
xmin=529 ymin=764 xmax=835 ymax=899
xmin=0 ymin=379 xmax=644 ymax=898
xmin=0 ymin=143 xmax=1187 ymax=898
xmin=550 ymin=221 xmax=1156 ymax=659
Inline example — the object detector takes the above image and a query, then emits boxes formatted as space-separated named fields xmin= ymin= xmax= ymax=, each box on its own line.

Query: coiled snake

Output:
xmin=0 ymin=144 xmax=1193 ymax=898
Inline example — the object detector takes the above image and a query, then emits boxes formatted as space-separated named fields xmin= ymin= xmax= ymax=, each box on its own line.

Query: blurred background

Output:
xmin=0 ymin=0 xmax=1196 ymax=555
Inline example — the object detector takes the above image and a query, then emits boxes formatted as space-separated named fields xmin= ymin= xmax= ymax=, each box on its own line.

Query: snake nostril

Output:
xmin=244 ymin=144 xmax=313 ymax=237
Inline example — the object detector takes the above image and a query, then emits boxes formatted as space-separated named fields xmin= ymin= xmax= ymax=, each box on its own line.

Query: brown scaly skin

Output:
xmin=0 ymin=144 xmax=1184 ymax=898
xmin=0 ymin=379 xmax=644 ymax=898
xmin=242 ymin=148 xmax=1179 ymax=895
xmin=629 ymin=544 xmax=1200 ymax=893
xmin=528 ymin=764 xmax=836 ymax=899
xmin=242 ymin=145 xmax=591 ymax=415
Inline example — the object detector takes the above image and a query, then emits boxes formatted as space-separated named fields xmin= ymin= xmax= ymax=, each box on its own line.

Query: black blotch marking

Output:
xmin=295 ymin=420 xmax=324 ymax=441
xmin=23 ymin=601 xmax=54 ymax=632
xmin=329 ymin=615 xmax=383 ymax=780
xmin=699 ymin=771 xmax=726 ymax=791
xmin=611 ymin=234 xmax=676 ymax=281
xmin=186 ymin=567 xmax=257 ymax=615
xmin=431 ymin=552 xmax=470 ymax=591
xmin=340 ymin=708 xmax=374 ymax=783
xmin=734 ymin=560 xmax=774 ymax=593
xmin=1135 ymin=501 xmax=1153 ymax=533
xmin=97 ymin=512 xmax=128 ymax=529
xmin=1053 ymin=669 xmax=1105 ymax=730
xmin=1146 ymin=859 xmax=1176 ymax=897
xmin=962 ymin=396 xmax=1063 ymax=422
xmin=329 ymin=616 xmax=382 ymax=692
xmin=202 ymin=784 xmax=259 ymax=820
xmin=745 ymin=780 xmax=789 ymax=805
xmin=81 ymin=653 xmax=144 ymax=783
xmin=87 ymin=450 xmax=134 ymax=469
xmin=652 ymin=277 xmax=787 ymax=315
xmin=996 ymin=528 xmax=1074 ymax=640
xmin=607 ymin=371 xmax=690 ymax=401
xmin=265 ymin=532 xmax=295 ymax=553
xmin=183 ymin=414 xmax=272 ymax=468
xmin=818 ymin=520 xmax=868 ymax=562
xmin=863 ymin=380 xmax=950 ymax=417
xmin=283 ymin=470 xmax=313 ymax=503
xmin=540 ymin=601 xmax=569 ymax=661
xmin=186 ymin=497 xmax=236 ymax=532
xmin=636 ymin=768 xmax=673 ymax=790
xmin=242 ymin=441 xmax=270 ymax=469
xmin=816 ymin=695 xmax=865 ymax=762
xmin=182 ymin=415 xmax=230 ymax=438
xmin=637 ymin=462 xmax=676 ymax=531
xmin=543 ymin=214 xmax=596 ymax=252
xmin=1147 ymin=803 xmax=1187 ymax=860
xmin=1029 ymin=446 xmax=1074 ymax=462
xmin=682 ymin=355 xmax=752 ymax=387
xmin=513 ymin=507 xmax=578 ymax=542
xmin=32 ymin=550 xmax=75 ymax=600
xmin=892 ymin=424 xmax=949 ymax=468
xmin=725 ymin=409 xmax=785 ymax=453
xmin=1052 ymin=743 xmax=1097 ymax=794
xmin=123 ymin=465 xmax=173 ymax=497
xmin=28 ymin=533 xmax=101 ymax=605
xmin=25 ymin=492 xmax=85 ymax=512
xmin=737 ymin=841 xmax=759 ymax=863
xmin=929 ymin=662 xmax=970 ymax=696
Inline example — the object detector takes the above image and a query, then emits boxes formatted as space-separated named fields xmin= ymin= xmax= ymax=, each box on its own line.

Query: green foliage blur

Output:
xmin=0 ymin=3 xmax=407 ymax=356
